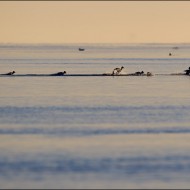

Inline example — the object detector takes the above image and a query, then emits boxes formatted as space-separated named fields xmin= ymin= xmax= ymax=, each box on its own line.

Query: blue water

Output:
xmin=0 ymin=43 xmax=190 ymax=188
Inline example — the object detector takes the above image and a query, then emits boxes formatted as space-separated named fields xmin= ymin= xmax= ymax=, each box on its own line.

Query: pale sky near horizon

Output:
xmin=1 ymin=1 xmax=190 ymax=44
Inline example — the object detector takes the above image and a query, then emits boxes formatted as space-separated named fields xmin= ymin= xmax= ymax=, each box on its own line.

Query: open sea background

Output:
xmin=0 ymin=43 xmax=190 ymax=189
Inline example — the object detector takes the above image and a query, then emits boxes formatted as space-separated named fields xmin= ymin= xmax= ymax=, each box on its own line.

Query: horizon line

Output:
xmin=1 ymin=42 xmax=190 ymax=45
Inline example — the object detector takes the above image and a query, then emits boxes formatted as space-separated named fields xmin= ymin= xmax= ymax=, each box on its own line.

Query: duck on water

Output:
xmin=127 ymin=71 xmax=153 ymax=76
xmin=184 ymin=67 xmax=190 ymax=75
xmin=49 ymin=71 xmax=67 ymax=76
xmin=1 ymin=71 xmax=15 ymax=75
xmin=135 ymin=71 xmax=144 ymax=75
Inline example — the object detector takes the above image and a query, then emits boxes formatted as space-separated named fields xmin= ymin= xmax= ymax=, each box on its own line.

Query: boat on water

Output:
xmin=78 ymin=48 xmax=85 ymax=51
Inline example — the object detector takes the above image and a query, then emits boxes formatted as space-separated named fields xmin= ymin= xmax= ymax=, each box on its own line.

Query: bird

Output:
xmin=5 ymin=71 xmax=15 ymax=75
xmin=184 ymin=67 xmax=190 ymax=75
xmin=147 ymin=72 xmax=153 ymax=76
xmin=112 ymin=66 xmax=124 ymax=75
xmin=135 ymin=71 xmax=144 ymax=75
xmin=50 ymin=71 xmax=67 ymax=76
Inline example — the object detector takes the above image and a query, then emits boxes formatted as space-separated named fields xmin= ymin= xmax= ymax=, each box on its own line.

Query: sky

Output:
xmin=1 ymin=1 xmax=190 ymax=44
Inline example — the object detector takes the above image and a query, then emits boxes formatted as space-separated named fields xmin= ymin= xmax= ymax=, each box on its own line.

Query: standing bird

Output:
xmin=112 ymin=66 xmax=124 ymax=75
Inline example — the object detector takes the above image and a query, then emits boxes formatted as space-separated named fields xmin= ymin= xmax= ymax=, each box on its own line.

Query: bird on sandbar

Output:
xmin=50 ymin=71 xmax=67 ymax=76
xmin=5 ymin=71 xmax=15 ymax=75
xmin=146 ymin=72 xmax=153 ymax=76
xmin=184 ymin=67 xmax=190 ymax=75
xmin=135 ymin=71 xmax=144 ymax=75
xmin=112 ymin=66 xmax=124 ymax=75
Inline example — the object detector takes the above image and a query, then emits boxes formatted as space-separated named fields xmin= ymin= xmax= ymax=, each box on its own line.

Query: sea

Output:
xmin=0 ymin=43 xmax=190 ymax=189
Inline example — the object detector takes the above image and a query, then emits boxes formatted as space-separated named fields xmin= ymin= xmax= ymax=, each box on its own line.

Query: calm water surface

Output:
xmin=0 ymin=43 xmax=190 ymax=188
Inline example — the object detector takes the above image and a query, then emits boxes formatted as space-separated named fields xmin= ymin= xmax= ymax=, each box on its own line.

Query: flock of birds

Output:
xmin=1 ymin=66 xmax=190 ymax=76
xmin=2 ymin=46 xmax=189 ymax=77
xmin=111 ymin=66 xmax=152 ymax=76
xmin=0 ymin=71 xmax=67 ymax=76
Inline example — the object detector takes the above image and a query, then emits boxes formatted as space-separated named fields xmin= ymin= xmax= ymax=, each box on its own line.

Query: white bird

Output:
xmin=112 ymin=66 xmax=124 ymax=75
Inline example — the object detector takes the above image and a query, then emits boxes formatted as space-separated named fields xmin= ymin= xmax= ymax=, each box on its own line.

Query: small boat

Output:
xmin=78 ymin=48 xmax=85 ymax=51
xmin=172 ymin=46 xmax=179 ymax=50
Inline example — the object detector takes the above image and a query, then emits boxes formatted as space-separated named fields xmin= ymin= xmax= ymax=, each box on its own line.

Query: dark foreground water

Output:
xmin=0 ymin=43 xmax=190 ymax=188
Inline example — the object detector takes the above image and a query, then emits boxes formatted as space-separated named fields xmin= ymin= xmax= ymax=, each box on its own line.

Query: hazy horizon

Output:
xmin=1 ymin=42 xmax=190 ymax=45
xmin=1 ymin=1 xmax=190 ymax=44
